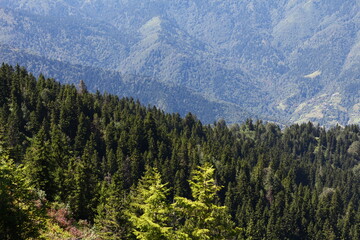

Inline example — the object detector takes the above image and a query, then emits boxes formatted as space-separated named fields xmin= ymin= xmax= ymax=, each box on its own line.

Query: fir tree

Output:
xmin=0 ymin=139 xmax=45 ymax=239
xmin=24 ymin=126 xmax=55 ymax=200
xmin=126 ymin=167 xmax=174 ymax=240
xmin=172 ymin=163 xmax=240 ymax=240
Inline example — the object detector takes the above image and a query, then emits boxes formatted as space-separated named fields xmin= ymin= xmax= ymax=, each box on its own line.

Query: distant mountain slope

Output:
xmin=0 ymin=0 xmax=359 ymax=126
xmin=0 ymin=7 xmax=129 ymax=70
xmin=0 ymin=44 xmax=255 ymax=123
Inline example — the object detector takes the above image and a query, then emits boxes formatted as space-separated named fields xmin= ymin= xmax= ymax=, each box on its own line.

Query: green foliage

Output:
xmin=0 ymin=64 xmax=360 ymax=239
xmin=0 ymin=147 xmax=45 ymax=239
xmin=95 ymin=173 xmax=130 ymax=240
xmin=67 ymin=135 xmax=99 ymax=220
xmin=172 ymin=163 xmax=240 ymax=240
xmin=24 ymin=126 xmax=55 ymax=200
xmin=126 ymin=167 xmax=173 ymax=240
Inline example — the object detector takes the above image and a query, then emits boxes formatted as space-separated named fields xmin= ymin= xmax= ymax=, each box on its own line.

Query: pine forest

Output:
xmin=0 ymin=63 xmax=359 ymax=239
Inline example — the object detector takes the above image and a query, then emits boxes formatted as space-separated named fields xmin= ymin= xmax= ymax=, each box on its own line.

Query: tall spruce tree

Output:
xmin=126 ymin=167 xmax=174 ymax=240
xmin=172 ymin=163 xmax=240 ymax=240
xmin=95 ymin=172 xmax=130 ymax=239
xmin=0 ymin=136 xmax=45 ymax=239
xmin=67 ymin=134 xmax=99 ymax=220
xmin=24 ymin=126 xmax=55 ymax=200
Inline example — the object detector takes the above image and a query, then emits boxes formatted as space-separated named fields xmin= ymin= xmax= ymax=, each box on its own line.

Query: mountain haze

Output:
xmin=0 ymin=0 xmax=359 ymax=126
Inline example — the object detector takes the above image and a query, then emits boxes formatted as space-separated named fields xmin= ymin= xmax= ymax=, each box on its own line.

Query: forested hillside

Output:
xmin=1 ymin=64 xmax=360 ymax=239
xmin=1 ymin=0 xmax=360 ymax=126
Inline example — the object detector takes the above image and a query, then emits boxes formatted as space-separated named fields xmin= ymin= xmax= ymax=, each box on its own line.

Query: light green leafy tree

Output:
xmin=126 ymin=167 xmax=174 ymax=240
xmin=172 ymin=162 xmax=240 ymax=240
xmin=0 ymin=137 xmax=45 ymax=239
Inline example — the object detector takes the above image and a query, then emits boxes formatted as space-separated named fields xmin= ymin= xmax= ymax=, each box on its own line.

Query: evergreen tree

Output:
xmin=74 ymin=112 xmax=90 ymax=155
xmin=0 ymin=140 xmax=45 ymax=239
xmin=95 ymin=172 xmax=131 ymax=239
xmin=126 ymin=167 xmax=174 ymax=240
xmin=24 ymin=126 xmax=55 ymax=200
xmin=172 ymin=163 xmax=240 ymax=240
xmin=50 ymin=122 xmax=71 ymax=201
xmin=67 ymin=135 xmax=99 ymax=220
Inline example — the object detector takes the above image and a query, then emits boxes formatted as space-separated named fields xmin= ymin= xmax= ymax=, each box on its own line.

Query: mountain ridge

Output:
xmin=0 ymin=44 xmax=256 ymax=123
xmin=0 ymin=0 xmax=359 ymax=126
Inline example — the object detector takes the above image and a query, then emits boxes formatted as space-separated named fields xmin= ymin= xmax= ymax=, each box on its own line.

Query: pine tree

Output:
xmin=6 ymin=99 xmax=24 ymax=160
xmin=126 ymin=167 xmax=174 ymax=240
xmin=24 ymin=126 xmax=55 ymax=200
xmin=67 ymin=135 xmax=99 ymax=220
xmin=50 ymin=122 xmax=71 ymax=201
xmin=0 ymin=138 xmax=45 ymax=239
xmin=95 ymin=172 xmax=131 ymax=239
xmin=74 ymin=112 xmax=90 ymax=155
xmin=172 ymin=163 xmax=240 ymax=240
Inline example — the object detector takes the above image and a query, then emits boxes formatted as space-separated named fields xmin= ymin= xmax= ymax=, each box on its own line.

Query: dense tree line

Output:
xmin=0 ymin=63 xmax=359 ymax=239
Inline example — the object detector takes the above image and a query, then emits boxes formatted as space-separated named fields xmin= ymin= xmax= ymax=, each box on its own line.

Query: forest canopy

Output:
xmin=0 ymin=64 xmax=359 ymax=239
